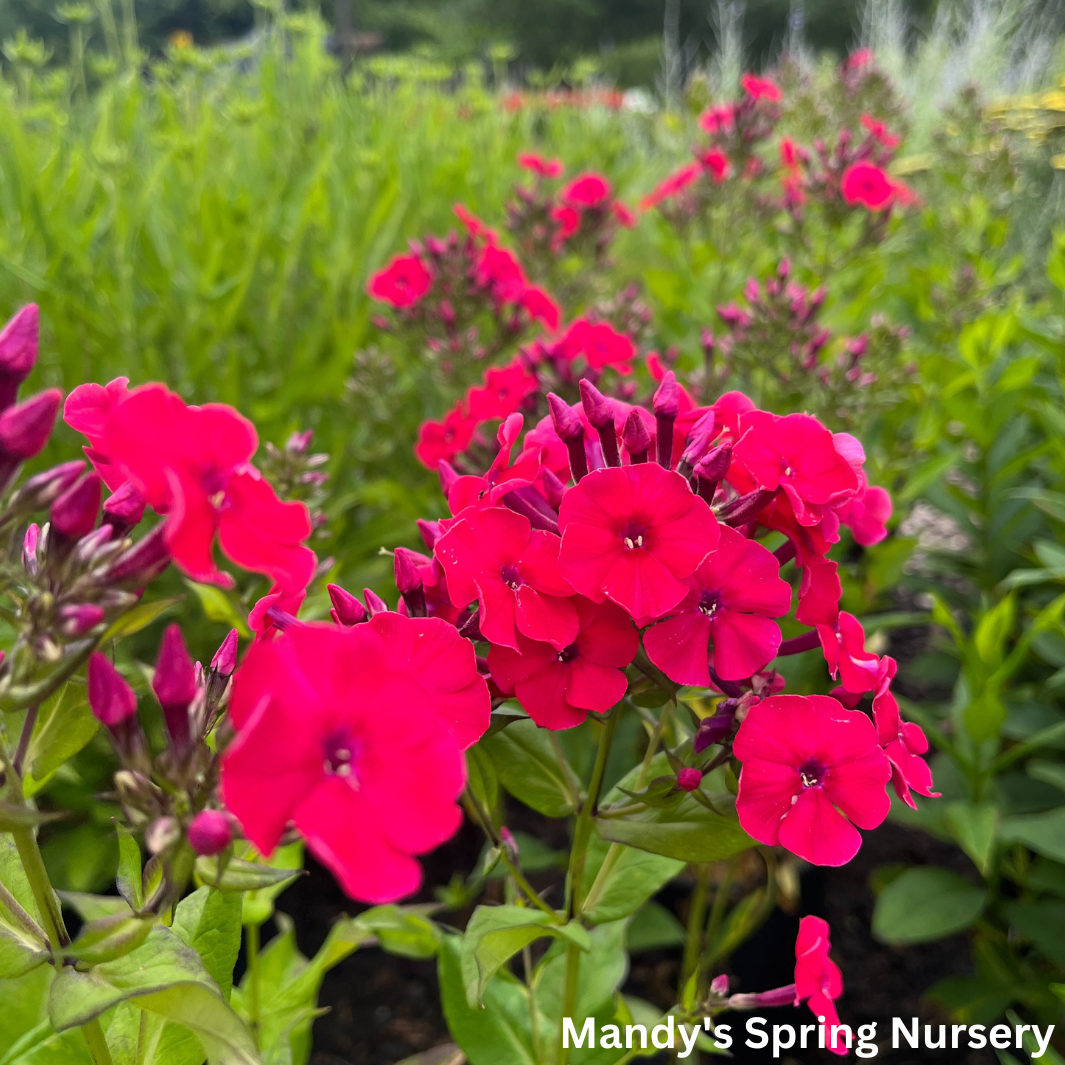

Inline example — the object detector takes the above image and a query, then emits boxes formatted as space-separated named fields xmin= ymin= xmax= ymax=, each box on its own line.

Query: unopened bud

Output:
xmin=579 ymin=380 xmax=620 ymax=468
xmin=187 ymin=809 xmax=233 ymax=857
xmin=103 ymin=522 xmax=171 ymax=586
xmin=621 ymin=409 xmax=651 ymax=462
xmin=210 ymin=629 xmax=239 ymax=677
xmin=710 ymin=974 xmax=730 ymax=996
xmin=286 ymin=429 xmax=312 ymax=454
xmin=394 ymin=547 xmax=427 ymax=618
xmin=693 ymin=443 xmax=733 ymax=501
xmin=693 ymin=701 xmax=738 ymax=752
xmin=438 ymin=460 xmax=460 ymax=496
xmin=548 ymin=393 xmax=588 ymax=482
xmin=416 ymin=518 xmax=445 ymax=551
xmin=22 ymin=523 xmax=39 ymax=576
xmin=499 ymin=826 xmax=519 ymax=862
xmin=58 ymin=603 xmax=105 ymax=636
xmin=363 ymin=588 xmax=388 ymax=615
xmin=74 ymin=525 xmax=114 ymax=563
xmin=146 ymin=816 xmax=181 ymax=855
xmin=88 ymin=652 xmax=138 ymax=727
xmin=0 ymin=305 xmax=39 ymax=410
xmin=327 ymin=583 xmax=368 ymax=626
xmin=652 ymin=371 xmax=680 ymax=419
xmin=676 ymin=767 xmax=703 ymax=792
xmin=152 ymin=624 xmax=198 ymax=752
xmin=540 ymin=468 xmax=566 ymax=510
xmin=50 ymin=472 xmax=102 ymax=540
xmin=9 ymin=459 xmax=84 ymax=512
xmin=102 ymin=482 xmax=146 ymax=537
xmin=0 ymin=389 xmax=62 ymax=459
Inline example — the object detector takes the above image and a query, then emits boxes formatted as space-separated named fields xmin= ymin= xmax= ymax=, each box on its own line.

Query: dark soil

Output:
xmin=281 ymin=814 xmax=989 ymax=1065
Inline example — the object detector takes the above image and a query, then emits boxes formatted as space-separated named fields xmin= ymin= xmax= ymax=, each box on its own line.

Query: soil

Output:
xmin=280 ymin=815 xmax=990 ymax=1065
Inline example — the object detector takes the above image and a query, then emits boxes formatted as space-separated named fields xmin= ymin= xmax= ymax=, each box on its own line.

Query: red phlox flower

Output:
xmin=710 ymin=391 xmax=756 ymax=443
xmin=816 ymin=611 xmax=881 ymax=694
xmin=65 ymin=377 xmax=141 ymax=495
xmin=437 ymin=506 xmax=576 ymax=650
xmin=740 ymin=72 xmax=783 ymax=102
xmin=558 ymin=463 xmax=720 ymax=621
xmin=699 ymin=104 xmax=736 ymax=137
xmin=518 ymin=152 xmax=564 ymax=178
xmin=446 ymin=413 xmax=542 ymax=514
xmin=779 ymin=137 xmax=807 ymax=172
xmin=415 ymin=403 xmax=476 ymax=470
xmin=733 ymin=411 xmax=859 ymax=524
xmin=519 ymin=286 xmax=562 ymax=332
xmin=870 ymin=656 xmax=939 ymax=809
xmin=845 ymin=48 xmax=873 ymax=71
xmin=368 ymin=253 xmax=433 ymax=308
xmin=612 ymin=201 xmax=637 ymax=228
xmin=796 ymin=557 xmax=842 ymax=627
xmin=249 ymin=585 xmax=307 ymax=639
xmin=840 ymin=162 xmax=899 ymax=211
xmin=562 ymin=172 xmax=612 ymax=209
xmin=519 ymin=412 xmax=577 ymax=483
xmin=641 ymin=164 xmax=701 ymax=210
xmin=860 ymin=113 xmax=901 ymax=150
xmin=97 ymin=384 xmax=315 ymax=594
xmin=643 ymin=525 xmax=791 ymax=684
xmin=550 ymin=204 xmax=582 ymax=247
xmin=734 ymin=694 xmax=892 ymax=865
xmin=794 ymin=916 xmax=847 ymax=1054
xmin=222 ymin=616 xmax=489 ymax=902
xmin=836 ymin=481 xmax=891 ymax=546
xmin=487 ymin=596 xmax=637 ymax=729
xmin=556 ymin=318 xmax=636 ymax=373
xmin=453 ymin=203 xmax=498 ymax=241
xmin=473 ymin=243 xmax=527 ymax=303
xmin=466 ymin=359 xmax=539 ymax=422
xmin=395 ymin=547 xmax=463 ymax=626
xmin=699 ymin=149 xmax=732 ymax=182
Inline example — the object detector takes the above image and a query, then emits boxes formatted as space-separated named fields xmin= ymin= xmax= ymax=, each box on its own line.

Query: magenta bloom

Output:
xmin=518 ymin=153 xmax=564 ymax=178
xmin=559 ymin=464 xmax=720 ymax=622
xmin=840 ymin=162 xmax=896 ymax=211
xmin=222 ymin=615 xmax=490 ymax=902
xmin=644 ymin=526 xmax=791 ymax=684
xmin=519 ymin=287 xmax=561 ymax=332
xmin=473 ymin=244 xmax=527 ymax=303
xmin=436 ymin=506 xmax=578 ymax=651
xmin=556 ymin=319 xmax=636 ymax=373
xmin=561 ymin=173 xmax=612 ymax=209
xmin=794 ymin=916 xmax=846 ymax=1054
xmin=740 ymin=72 xmax=783 ymax=102
xmin=488 ymin=597 xmax=638 ymax=730
xmin=640 ymin=164 xmax=701 ymax=210
xmin=816 ymin=611 xmax=882 ymax=694
xmin=733 ymin=411 xmax=858 ymax=524
xmin=368 ymin=253 xmax=433 ymax=308
xmin=90 ymin=384 xmax=316 ymax=594
xmin=734 ymin=694 xmax=891 ymax=866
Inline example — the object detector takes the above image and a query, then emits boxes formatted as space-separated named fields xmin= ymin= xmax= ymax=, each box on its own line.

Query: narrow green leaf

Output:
xmin=100 ymin=596 xmax=181 ymax=642
xmin=64 ymin=914 xmax=155 ymax=966
xmin=195 ymin=856 xmax=302 ymax=895
xmin=185 ymin=582 xmax=251 ymax=638
xmin=114 ymin=823 xmax=143 ymax=911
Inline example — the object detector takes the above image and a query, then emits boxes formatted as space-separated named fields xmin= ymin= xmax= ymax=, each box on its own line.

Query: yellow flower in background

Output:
xmin=169 ymin=30 xmax=193 ymax=49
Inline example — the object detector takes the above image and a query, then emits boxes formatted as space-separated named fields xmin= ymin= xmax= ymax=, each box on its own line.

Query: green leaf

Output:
xmin=1007 ymin=1008 xmax=1065 ymax=1065
xmin=596 ymin=794 xmax=754 ymax=864
xmin=0 ymin=911 xmax=49 ymax=980
xmin=100 ymin=597 xmax=181 ymax=642
xmin=237 ymin=843 xmax=303 ymax=928
xmin=0 ymin=968 xmax=93 ymax=1064
xmin=973 ymin=595 xmax=1015 ymax=666
xmin=872 ymin=867 xmax=986 ymax=944
xmin=114 ymin=823 xmax=142 ymax=911
xmin=580 ymin=828 xmax=683 ymax=924
xmin=1004 ymin=901 xmax=1065 ymax=968
xmin=459 ymin=905 xmax=586 ymax=1007
xmin=21 ymin=684 xmax=98 ymax=797
xmin=707 ymin=889 xmax=767 ymax=964
xmin=466 ymin=744 xmax=498 ymax=813
xmin=482 ymin=719 xmax=579 ymax=818
xmin=58 ymin=893 xmax=132 ymax=922
xmin=171 ymin=887 xmax=243 ymax=997
xmin=0 ymin=834 xmax=41 ymax=924
xmin=626 ymin=902 xmax=686 ymax=954
xmin=185 ymin=582 xmax=251 ymax=638
xmin=1027 ymin=758 xmax=1065 ymax=793
xmin=0 ymin=805 xmax=64 ymax=832
xmin=438 ymin=935 xmax=536 ymax=1065
xmin=1000 ymin=807 xmax=1065 ymax=863
xmin=64 ymin=914 xmax=155 ymax=966
xmin=48 ymin=926 xmax=258 ymax=1064
xmin=353 ymin=905 xmax=441 ymax=960
xmin=944 ymin=802 xmax=998 ymax=875
xmin=195 ymin=857 xmax=302 ymax=896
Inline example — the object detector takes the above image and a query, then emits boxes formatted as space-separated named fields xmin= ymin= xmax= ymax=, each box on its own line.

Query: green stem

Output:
xmin=700 ymin=857 xmax=736 ymax=982
xmin=558 ymin=708 xmax=622 ymax=1065
xmin=523 ymin=944 xmax=543 ymax=1063
xmin=12 ymin=704 xmax=38 ymax=778
xmin=680 ymin=865 xmax=709 ymax=992
xmin=246 ymin=922 xmax=262 ymax=1048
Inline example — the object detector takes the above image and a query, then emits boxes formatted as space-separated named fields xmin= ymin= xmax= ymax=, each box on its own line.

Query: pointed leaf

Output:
xmin=195 ymin=856 xmax=302 ymax=895
xmin=22 ymin=684 xmax=98 ymax=797
xmin=65 ymin=914 xmax=155 ymax=966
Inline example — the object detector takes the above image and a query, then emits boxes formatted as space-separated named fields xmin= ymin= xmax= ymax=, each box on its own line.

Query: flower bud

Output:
xmin=22 ymin=523 xmax=39 ymax=576
xmin=540 ymin=468 xmax=566 ymax=510
xmin=187 ymin=810 xmax=233 ymax=857
xmin=710 ymin=974 xmax=730 ymax=996
xmin=652 ymin=371 xmax=679 ymax=467
xmin=146 ymin=816 xmax=181 ymax=855
xmin=363 ymin=588 xmax=388 ymax=615
xmin=394 ymin=547 xmax=427 ymax=618
xmin=58 ymin=603 xmax=105 ymax=636
xmin=693 ymin=443 xmax=733 ymax=501
xmin=102 ymin=482 xmax=146 ymax=537
xmin=416 ymin=518 xmax=445 ymax=551
xmin=88 ymin=652 xmax=138 ymax=727
xmin=103 ymin=522 xmax=171 ymax=586
xmin=676 ymin=767 xmax=703 ymax=792
xmin=548 ymin=393 xmax=587 ymax=482
xmin=74 ymin=524 xmax=114 ymax=563
xmin=621 ymin=409 xmax=651 ymax=463
xmin=286 ymin=429 xmax=312 ymax=454
xmin=438 ymin=460 xmax=460 ymax=496
xmin=0 ymin=389 xmax=62 ymax=459
xmin=327 ymin=583 xmax=368 ymax=626
xmin=0 ymin=305 xmax=39 ymax=411
xmin=693 ymin=701 xmax=738 ymax=752
xmin=50 ymin=471 xmax=102 ymax=540
xmin=9 ymin=459 xmax=84 ymax=513
xmin=579 ymin=380 xmax=620 ymax=468
xmin=210 ymin=629 xmax=239 ymax=677
xmin=152 ymin=624 xmax=198 ymax=752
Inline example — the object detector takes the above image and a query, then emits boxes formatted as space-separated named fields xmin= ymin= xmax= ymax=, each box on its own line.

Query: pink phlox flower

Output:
xmin=519 ymin=286 xmax=562 ymax=332
xmin=641 ymin=163 xmax=702 ymax=211
xmin=249 ymin=585 xmax=307 ymax=639
xmin=612 ymin=201 xmax=637 ymax=228
xmin=446 ymin=414 xmax=541 ymax=514
xmin=740 ymin=72 xmax=783 ymax=102
xmin=734 ymin=694 xmax=892 ymax=866
xmin=452 ymin=203 xmax=498 ymax=241
xmin=97 ymin=384 xmax=315 ymax=594
xmin=415 ymin=403 xmax=476 ymax=470
xmin=860 ymin=113 xmax=901 ymax=150
xmin=518 ymin=152 xmax=564 ymax=178
xmin=816 ymin=611 xmax=881 ymax=694
xmin=699 ymin=149 xmax=732 ymax=182
xmin=796 ymin=557 xmax=842 ymax=628
xmin=643 ymin=525 xmax=791 ymax=684
xmin=466 ymin=360 xmax=539 ymax=422
xmin=368 ymin=253 xmax=433 ymax=308
xmin=845 ymin=48 xmax=873 ymax=71
xmin=870 ymin=656 xmax=940 ymax=809
xmin=222 ymin=615 xmax=489 ymax=902
xmin=550 ymin=204 xmax=582 ymax=246
xmin=840 ymin=162 xmax=900 ymax=211
xmin=487 ymin=595 xmax=638 ymax=729
xmin=473 ymin=243 xmax=527 ymax=304
xmin=733 ymin=411 xmax=859 ymax=524
xmin=558 ymin=462 xmax=720 ymax=622
xmin=436 ymin=505 xmax=577 ymax=650
xmin=562 ymin=172 xmax=612 ymax=209
xmin=556 ymin=318 xmax=636 ymax=373
xmin=64 ymin=377 xmax=133 ymax=491
xmin=794 ymin=916 xmax=847 ymax=1054
xmin=699 ymin=103 xmax=737 ymax=137
xmin=831 ymin=432 xmax=892 ymax=545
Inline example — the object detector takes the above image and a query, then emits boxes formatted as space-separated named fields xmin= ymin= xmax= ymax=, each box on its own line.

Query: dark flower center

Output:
xmin=698 ymin=590 xmax=723 ymax=618
xmin=501 ymin=563 xmax=522 ymax=590
xmin=323 ymin=729 xmax=362 ymax=782
xmin=798 ymin=759 xmax=826 ymax=789
xmin=621 ymin=521 xmax=647 ymax=550
xmin=557 ymin=643 xmax=579 ymax=664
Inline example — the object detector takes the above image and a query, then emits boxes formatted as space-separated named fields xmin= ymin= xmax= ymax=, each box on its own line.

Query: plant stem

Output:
xmin=523 ymin=944 xmax=543 ymax=1063
xmin=12 ymin=704 xmax=38 ymax=778
xmin=700 ymin=857 xmax=736 ymax=982
xmin=557 ymin=707 xmax=622 ymax=1065
xmin=680 ymin=864 xmax=709 ymax=992
xmin=246 ymin=921 xmax=262 ymax=1048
